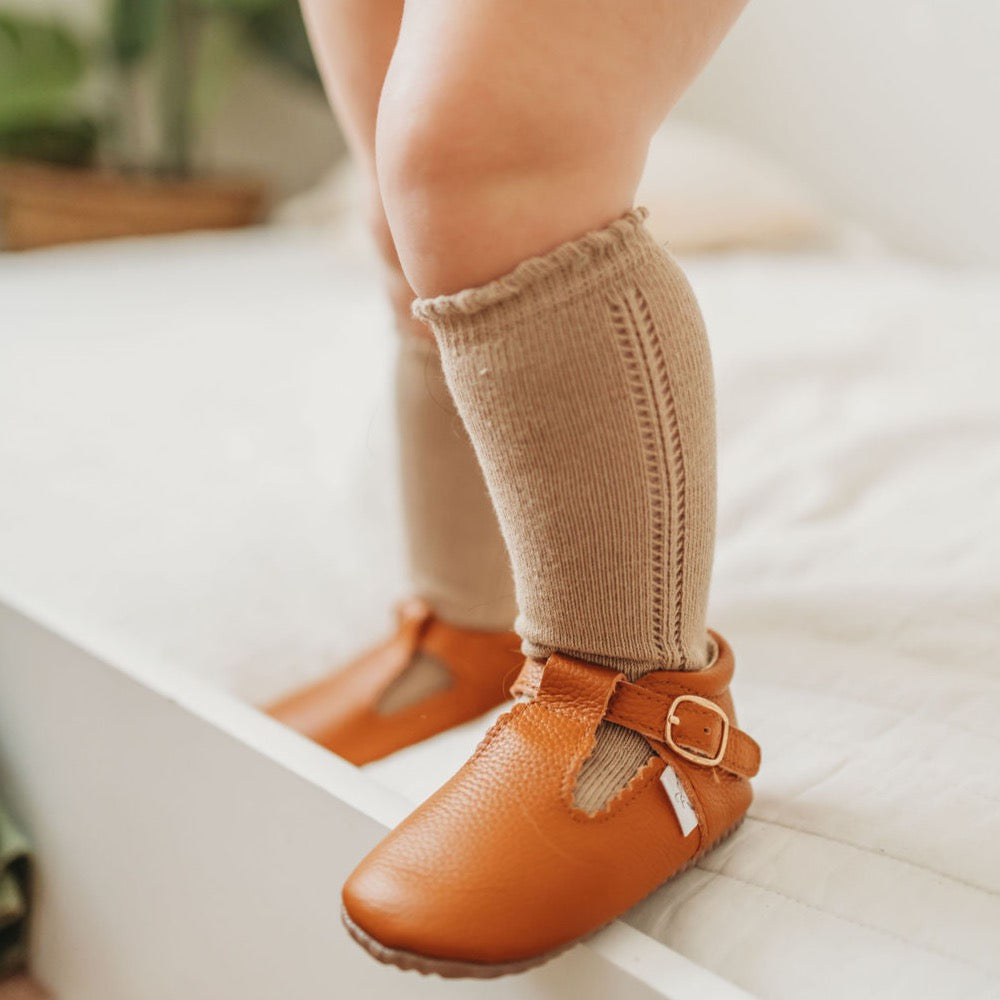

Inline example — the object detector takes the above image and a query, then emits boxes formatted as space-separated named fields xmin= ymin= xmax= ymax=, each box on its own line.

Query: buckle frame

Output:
xmin=664 ymin=695 xmax=729 ymax=767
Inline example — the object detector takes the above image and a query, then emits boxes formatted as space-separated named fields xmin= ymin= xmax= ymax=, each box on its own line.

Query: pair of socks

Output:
xmin=391 ymin=207 xmax=717 ymax=811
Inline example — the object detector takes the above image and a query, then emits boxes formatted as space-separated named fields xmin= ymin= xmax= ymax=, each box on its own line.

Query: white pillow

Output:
xmin=637 ymin=119 xmax=834 ymax=251
xmin=273 ymin=160 xmax=361 ymax=226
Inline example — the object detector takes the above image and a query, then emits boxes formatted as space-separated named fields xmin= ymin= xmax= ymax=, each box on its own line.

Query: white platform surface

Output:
xmin=1 ymin=215 xmax=998 ymax=999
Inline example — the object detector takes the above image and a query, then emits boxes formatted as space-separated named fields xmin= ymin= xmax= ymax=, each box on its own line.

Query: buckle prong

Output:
xmin=664 ymin=695 xmax=729 ymax=767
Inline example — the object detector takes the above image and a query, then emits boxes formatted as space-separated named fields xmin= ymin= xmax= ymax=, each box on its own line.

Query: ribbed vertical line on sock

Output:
xmin=413 ymin=206 xmax=717 ymax=678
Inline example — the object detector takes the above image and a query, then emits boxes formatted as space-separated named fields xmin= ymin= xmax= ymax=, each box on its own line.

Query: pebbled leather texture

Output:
xmin=264 ymin=597 xmax=523 ymax=765
xmin=341 ymin=628 xmax=760 ymax=967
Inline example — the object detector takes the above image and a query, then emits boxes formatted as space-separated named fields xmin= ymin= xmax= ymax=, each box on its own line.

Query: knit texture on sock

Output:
xmin=412 ymin=207 xmax=718 ymax=811
xmin=395 ymin=330 xmax=517 ymax=633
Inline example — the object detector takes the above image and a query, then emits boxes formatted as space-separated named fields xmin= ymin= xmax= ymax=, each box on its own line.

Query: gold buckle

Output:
xmin=664 ymin=695 xmax=729 ymax=767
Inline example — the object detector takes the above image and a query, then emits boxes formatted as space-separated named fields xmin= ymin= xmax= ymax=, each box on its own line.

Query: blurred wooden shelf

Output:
xmin=0 ymin=161 xmax=267 ymax=251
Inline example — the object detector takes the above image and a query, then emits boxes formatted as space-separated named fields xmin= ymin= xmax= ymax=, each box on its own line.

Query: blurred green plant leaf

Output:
xmin=108 ymin=0 xmax=168 ymax=66
xmin=0 ymin=115 xmax=98 ymax=166
xmin=190 ymin=0 xmax=277 ymax=12
xmin=0 ymin=13 xmax=86 ymax=128
xmin=244 ymin=0 xmax=319 ymax=84
xmin=189 ymin=11 xmax=244 ymax=123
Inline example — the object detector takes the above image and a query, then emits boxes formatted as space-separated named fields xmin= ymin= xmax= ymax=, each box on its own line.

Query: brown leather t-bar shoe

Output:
xmin=264 ymin=597 xmax=523 ymax=765
xmin=340 ymin=628 xmax=760 ymax=977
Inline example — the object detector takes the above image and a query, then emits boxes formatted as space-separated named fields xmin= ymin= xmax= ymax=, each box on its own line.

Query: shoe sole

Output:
xmin=340 ymin=814 xmax=747 ymax=979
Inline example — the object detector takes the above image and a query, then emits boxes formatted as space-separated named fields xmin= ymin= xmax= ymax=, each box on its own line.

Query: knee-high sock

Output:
xmin=394 ymin=330 xmax=517 ymax=633
xmin=412 ymin=207 xmax=718 ymax=810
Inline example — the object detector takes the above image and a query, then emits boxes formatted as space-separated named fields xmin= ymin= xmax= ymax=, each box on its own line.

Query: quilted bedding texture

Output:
xmin=0 ymin=220 xmax=997 ymax=999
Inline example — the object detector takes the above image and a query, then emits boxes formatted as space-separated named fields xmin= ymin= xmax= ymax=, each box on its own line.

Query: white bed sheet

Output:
xmin=1 ymin=217 xmax=997 ymax=999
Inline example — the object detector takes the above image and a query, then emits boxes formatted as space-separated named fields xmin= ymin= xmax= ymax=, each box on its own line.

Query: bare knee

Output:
xmin=372 ymin=0 xmax=747 ymax=296
xmin=376 ymin=75 xmax=651 ymax=296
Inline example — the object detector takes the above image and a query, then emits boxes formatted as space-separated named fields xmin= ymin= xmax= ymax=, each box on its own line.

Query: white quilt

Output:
xmin=1 ymin=217 xmax=997 ymax=999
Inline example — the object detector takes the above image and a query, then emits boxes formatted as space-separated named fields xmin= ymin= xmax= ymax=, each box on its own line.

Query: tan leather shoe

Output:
xmin=265 ymin=597 xmax=523 ymax=765
xmin=341 ymin=628 xmax=760 ymax=977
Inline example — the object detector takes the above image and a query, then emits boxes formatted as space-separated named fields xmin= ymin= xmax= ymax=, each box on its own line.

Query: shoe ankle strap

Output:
xmin=605 ymin=682 xmax=760 ymax=778
xmin=511 ymin=656 xmax=761 ymax=779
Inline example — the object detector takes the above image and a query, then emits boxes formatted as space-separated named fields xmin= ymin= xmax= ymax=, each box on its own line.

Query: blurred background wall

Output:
xmin=4 ymin=0 xmax=998 ymax=264
xmin=677 ymin=0 xmax=1000 ymax=266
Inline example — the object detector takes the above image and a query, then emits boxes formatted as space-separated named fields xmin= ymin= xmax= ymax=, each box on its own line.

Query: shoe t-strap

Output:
xmin=509 ymin=658 xmax=545 ymax=700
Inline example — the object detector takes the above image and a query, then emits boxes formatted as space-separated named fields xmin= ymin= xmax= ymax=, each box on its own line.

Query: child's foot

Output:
xmin=264 ymin=597 xmax=523 ymax=764
xmin=340 ymin=628 xmax=760 ymax=977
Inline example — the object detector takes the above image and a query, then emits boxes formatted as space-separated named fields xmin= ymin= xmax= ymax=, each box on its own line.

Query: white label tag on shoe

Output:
xmin=660 ymin=764 xmax=699 ymax=837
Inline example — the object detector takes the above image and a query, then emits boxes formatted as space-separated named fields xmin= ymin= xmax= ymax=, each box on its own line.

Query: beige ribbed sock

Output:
xmin=413 ymin=206 xmax=718 ymax=811
xmin=395 ymin=331 xmax=518 ymax=632
xmin=380 ymin=331 xmax=518 ymax=713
